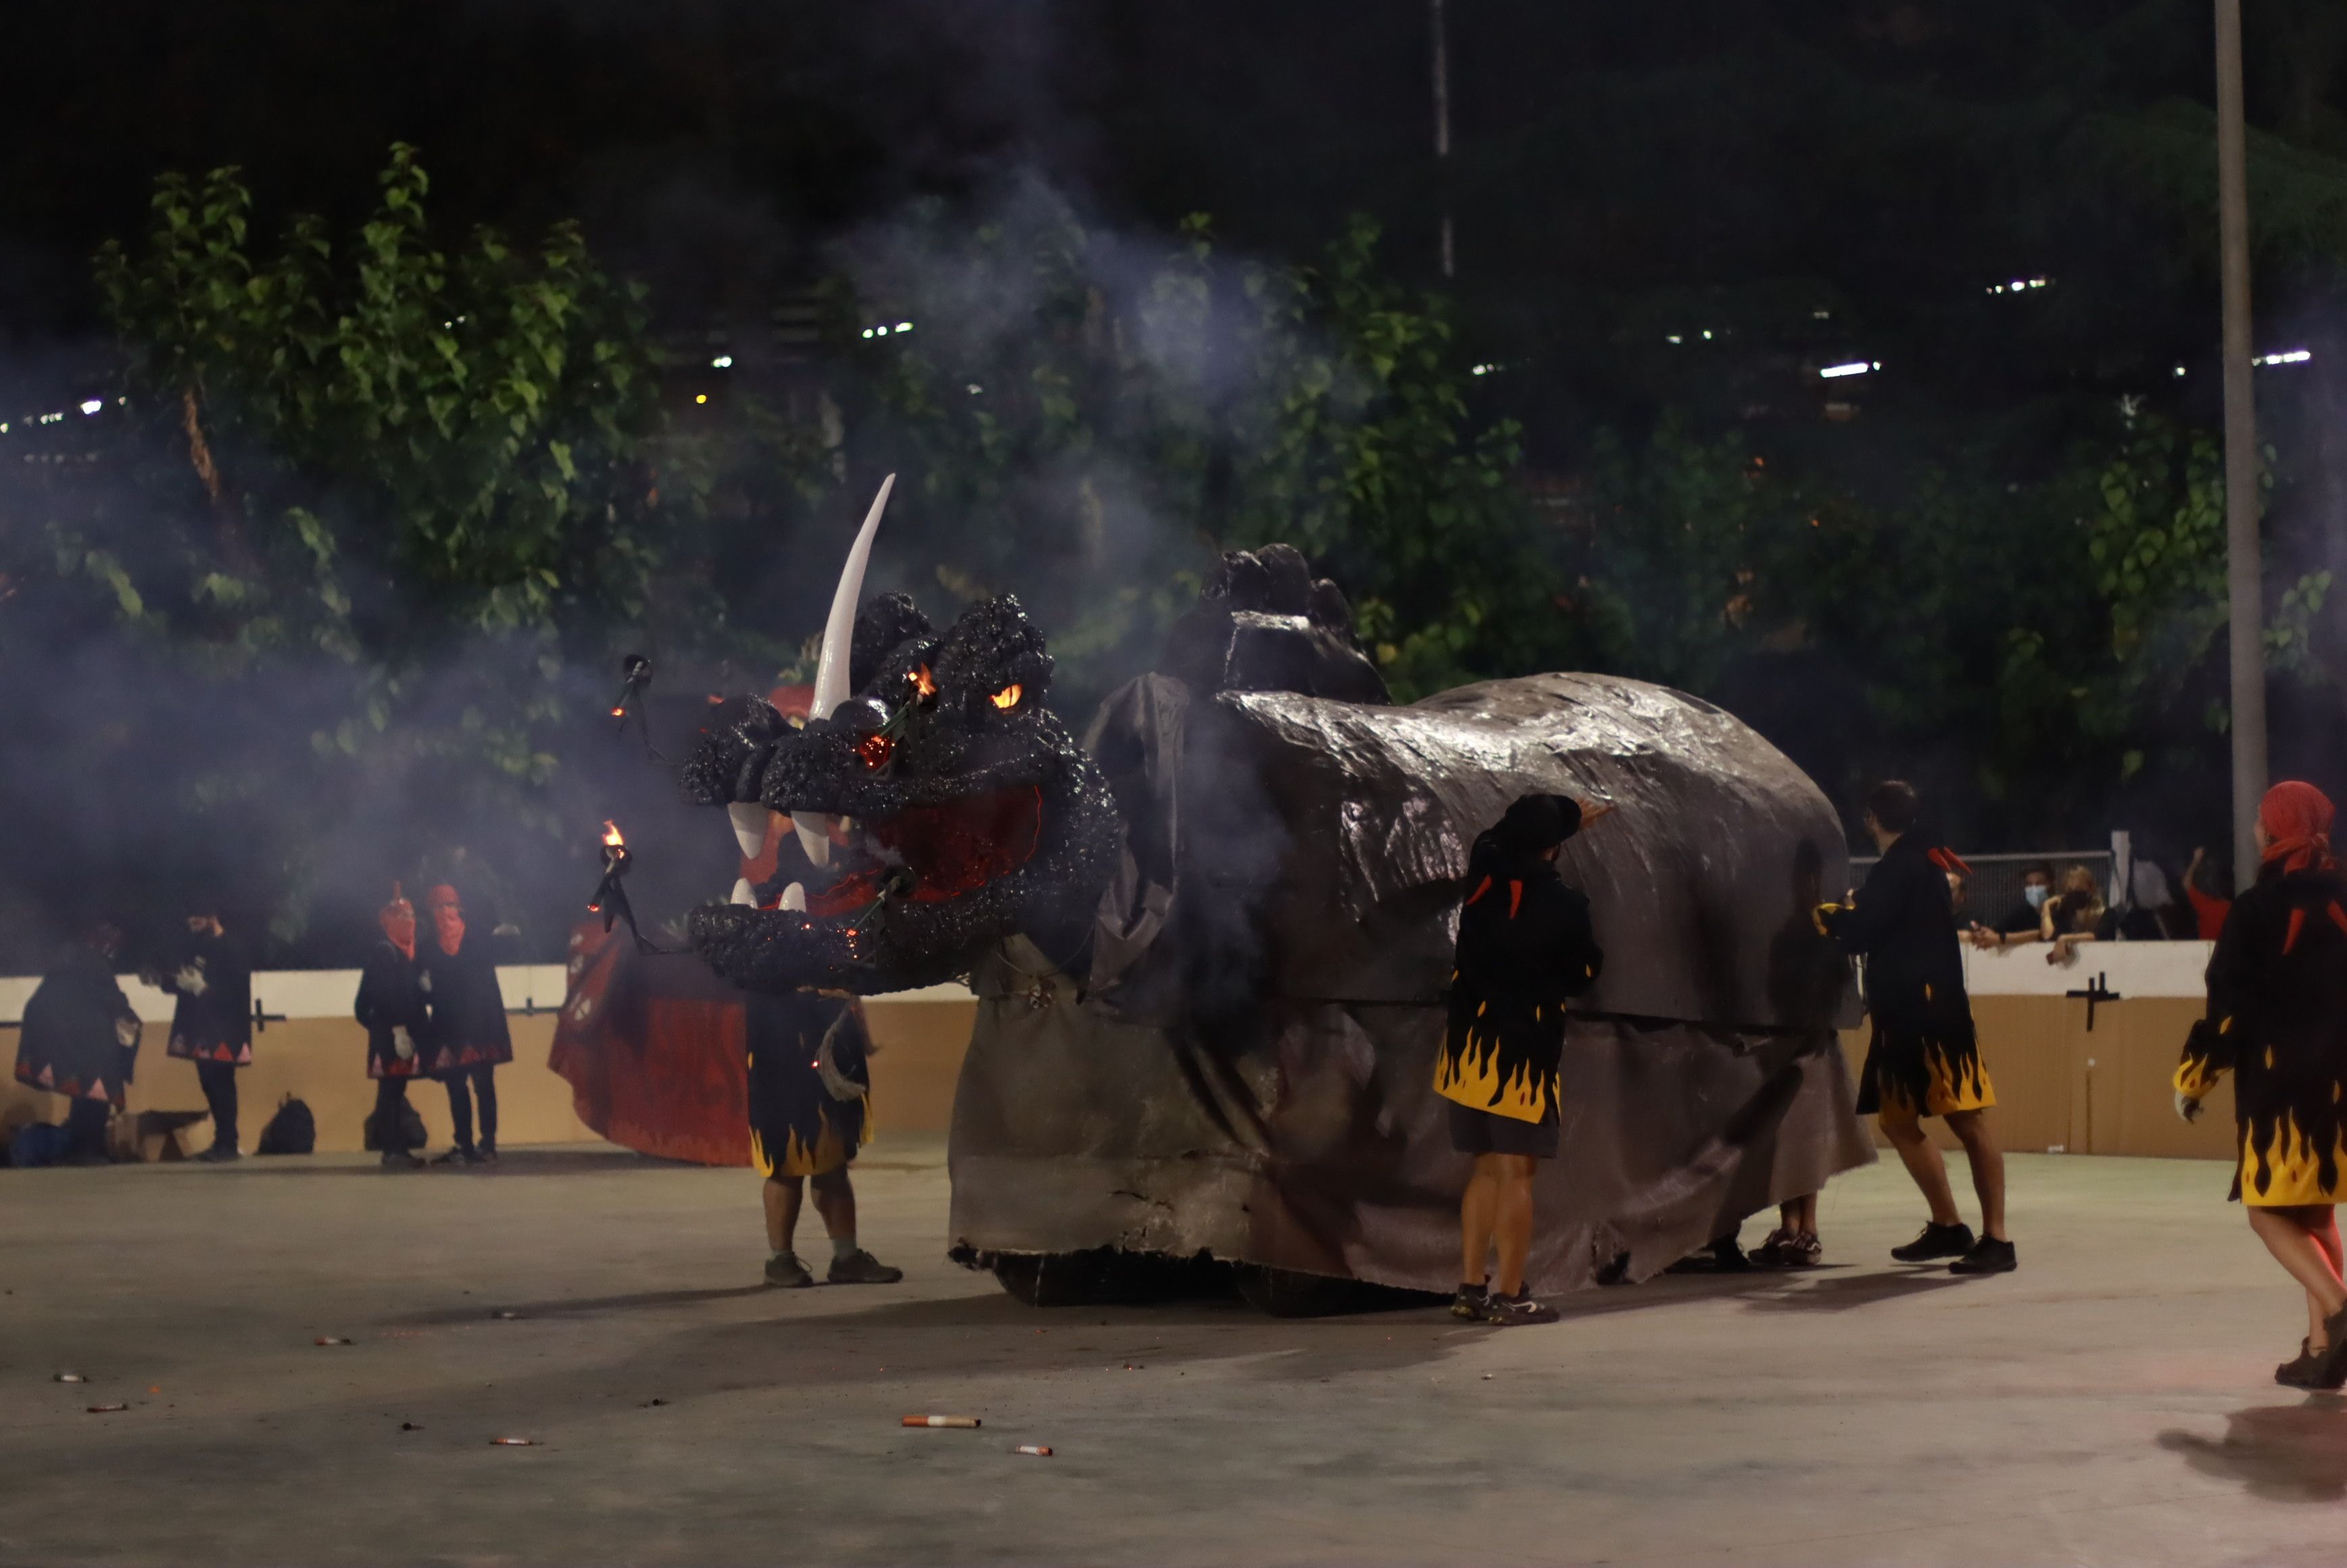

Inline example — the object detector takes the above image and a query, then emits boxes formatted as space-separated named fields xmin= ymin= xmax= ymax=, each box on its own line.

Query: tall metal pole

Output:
xmin=2216 ymin=0 xmax=2267 ymax=889
xmin=1431 ymin=0 xmax=1455 ymax=279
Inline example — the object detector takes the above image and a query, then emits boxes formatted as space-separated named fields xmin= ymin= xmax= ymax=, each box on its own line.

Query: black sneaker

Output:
xmin=826 ymin=1249 xmax=904 ymax=1285
xmin=195 ymin=1144 xmax=241 ymax=1164
xmin=2277 ymin=1338 xmax=2346 ymax=1390
xmin=1949 ymin=1236 xmax=2016 ymax=1275
xmin=763 ymin=1252 xmax=813 ymax=1288
xmin=379 ymin=1150 xmax=422 ymax=1170
xmin=1891 ymin=1222 xmax=1975 ymax=1263
xmin=2313 ymin=1307 xmax=2347 ymax=1388
xmin=1480 ymin=1291 xmax=1559 ymax=1326
xmin=431 ymin=1147 xmax=476 ymax=1167
xmin=1450 ymin=1282 xmax=1489 ymax=1320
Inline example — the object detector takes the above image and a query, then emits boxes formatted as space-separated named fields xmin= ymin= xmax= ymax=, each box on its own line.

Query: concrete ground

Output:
xmin=5 ymin=1144 xmax=2346 ymax=1567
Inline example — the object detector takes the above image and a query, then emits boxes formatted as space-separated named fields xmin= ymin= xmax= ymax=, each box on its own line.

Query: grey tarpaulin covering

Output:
xmin=948 ymin=671 xmax=1876 ymax=1297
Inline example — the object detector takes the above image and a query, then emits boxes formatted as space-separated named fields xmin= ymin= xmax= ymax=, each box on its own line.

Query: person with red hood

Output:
xmin=418 ymin=884 xmax=511 ymax=1166
xmin=354 ymin=884 xmax=431 ymax=1170
xmin=1818 ymin=780 xmax=2014 ymax=1275
xmin=2177 ymin=781 xmax=2347 ymax=1388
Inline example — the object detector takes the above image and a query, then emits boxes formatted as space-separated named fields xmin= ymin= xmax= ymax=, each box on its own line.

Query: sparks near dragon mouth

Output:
xmin=678 ymin=478 xmax=1119 ymax=996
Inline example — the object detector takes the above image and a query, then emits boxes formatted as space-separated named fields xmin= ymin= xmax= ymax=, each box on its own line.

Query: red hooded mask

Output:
xmin=426 ymin=883 xmax=464 ymax=957
xmin=380 ymin=883 xmax=416 ymax=960
xmin=2260 ymin=781 xmax=2338 ymax=876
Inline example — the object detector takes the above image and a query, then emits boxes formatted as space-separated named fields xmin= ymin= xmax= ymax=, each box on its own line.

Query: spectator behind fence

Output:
xmin=1969 ymin=862 xmax=2054 ymax=951
xmin=2043 ymin=864 xmax=2108 ymax=965
xmin=2185 ymin=846 xmax=2233 ymax=940
xmin=2104 ymin=858 xmax=2186 ymax=941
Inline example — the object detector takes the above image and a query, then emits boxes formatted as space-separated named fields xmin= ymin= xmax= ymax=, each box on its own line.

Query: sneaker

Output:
xmin=2276 ymin=1338 xmax=2346 ymax=1390
xmin=477 ymin=1145 xmax=499 ymax=1165
xmin=1949 ymin=1236 xmax=2017 ymax=1275
xmin=1480 ymin=1290 xmax=1559 ymax=1326
xmin=763 ymin=1252 xmax=814 ymax=1289
xmin=1450 ymin=1281 xmax=1489 ymax=1320
xmin=1753 ymin=1229 xmax=1824 ymax=1269
xmin=1891 ymin=1221 xmax=1975 ymax=1263
xmin=827 ymin=1248 xmax=904 ymax=1285
xmin=431 ymin=1147 xmax=477 ymax=1167
xmin=379 ymin=1150 xmax=422 ymax=1170
xmin=2313 ymin=1306 xmax=2347 ymax=1388
xmin=195 ymin=1144 xmax=241 ymax=1164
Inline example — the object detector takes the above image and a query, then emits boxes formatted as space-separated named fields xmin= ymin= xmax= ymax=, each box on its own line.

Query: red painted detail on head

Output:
xmin=1465 ymin=875 xmax=1493 ymax=907
xmin=2285 ymin=907 xmax=2308 ymax=956
xmin=1508 ymin=880 xmax=1524 ymax=919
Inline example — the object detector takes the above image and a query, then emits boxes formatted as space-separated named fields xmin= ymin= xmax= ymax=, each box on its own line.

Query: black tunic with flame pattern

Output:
xmin=2177 ymin=862 xmax=2347 ymax=1205
xmin=1434 ymin=856 xmax=1603 ymax=1125
xmin=1820 ymin=833 xmax=1993 ymax=1121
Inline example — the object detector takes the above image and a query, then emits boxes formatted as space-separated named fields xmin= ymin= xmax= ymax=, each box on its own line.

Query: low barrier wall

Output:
xmin=1845 ymin=940 xmax=2232 ymax=1160
xmin=1 ymin=966 xmax=977 ymax=1157
xmin=6 ymin=941 xmax=2222 ymax=1162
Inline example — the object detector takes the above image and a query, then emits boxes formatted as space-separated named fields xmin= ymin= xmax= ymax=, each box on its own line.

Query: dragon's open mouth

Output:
xmin=804 ymin=785 xmax=1045 ymax=915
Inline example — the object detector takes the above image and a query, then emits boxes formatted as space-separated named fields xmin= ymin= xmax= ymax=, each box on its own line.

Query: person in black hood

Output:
xmin=14 ymin=921 xmax=143 ymax=1163
xmin=1436 ymin=791 xmax=1604 ymax=1326
xmin=418 ymin=884 xmax=511 ymax=1165
xmin=355 ymin=885 xmax=431 ymax=1170
xmin=1819 ymin=781 xmax=2013 ymax=1274
xmin=151 ymin=902 xmax=253 ymax=1162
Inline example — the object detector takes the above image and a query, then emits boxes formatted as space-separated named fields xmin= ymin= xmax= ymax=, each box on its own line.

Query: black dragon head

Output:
xmin=680 ymin=482 xmax=1120 ymax=995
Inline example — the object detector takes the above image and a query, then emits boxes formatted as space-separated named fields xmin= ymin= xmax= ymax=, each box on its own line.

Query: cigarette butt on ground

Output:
xmin=314 ymin=1336 xmax=353 ymax=1346
xmin=86 ymin=1403 xmax=127 ymax=1414
xmin=490 ymin=1436 xmax=537 ymax=1446
xmin=1015 ymin=1444 xmax=1052 ymax=1457
xmin=55 ymin=1373 xmax=85 ymax=1383
xmin=901 ymin=1415 xmax=982 ymax=1428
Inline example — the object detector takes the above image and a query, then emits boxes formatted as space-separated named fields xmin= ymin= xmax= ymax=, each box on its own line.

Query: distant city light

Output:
xmin=694 ymin=393 xmax=708 ymax=404
xmin=1471 ymin=363 xmax=1495 ymax=376
xmin=1666 ymin=334 xmax=1683 ymax=345
xmin=710 ymin=354 xmax=733 ymax=369
xmin=1818 ymin=361 xmax=1877 ymax=379
xmin=2254 ymin=348 xmax=2313 ymax=367
xmin=1987 ymin=277 xmax=2052 ymax=295
xmin=895 ymin=321 xmax=913 ymax=333
xmin=1701 ymin=330 xmax=1713 ymax=341
xmin=1812 ymin=309 xmax=1832 ymax=320
xmin=79 ymin=398 xmax=102 ymax=416
xmin=966 ymin=383 xmax=983 ymax=395
xmin=2174 ymin=364 xmax=2187 ymax=378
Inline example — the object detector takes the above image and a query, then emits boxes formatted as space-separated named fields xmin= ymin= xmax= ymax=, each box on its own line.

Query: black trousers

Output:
xmin=66 ymin=1098 xmax=111 ymax=1160
xmin=196 ymin=1060 xmax=239 ymax=1150
xmin=443 ymin=1066 xmax=498 ymax=1152
xmin=372 ymin=1078 xmax=414 ymax=1152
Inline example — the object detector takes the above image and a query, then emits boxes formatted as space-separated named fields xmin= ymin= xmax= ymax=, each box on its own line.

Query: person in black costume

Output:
xmin=742 ymin=843 xmax=902 ymax=1289
xmin=419 ymin=884 xmax=511 ymax=1165
xmin=2175 ymin=781 xmax=2347 ymax=1389
xmin=355 ymin=885 xmax=431 ymax=1170
xmin=151 ymin=903 xmax=253 ymax=1162
xmin=1818 ymin=781 xmax=2014 ymax=1274
xmin=1435 ymin=792 xmax=1603 ymax=1326
xmin=14 ymin=922 xmax=143 ymax=1163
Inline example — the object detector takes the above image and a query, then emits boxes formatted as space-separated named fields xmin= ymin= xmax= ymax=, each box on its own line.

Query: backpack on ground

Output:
xmin=256 ymin=1095 xmax=316 ymax=1156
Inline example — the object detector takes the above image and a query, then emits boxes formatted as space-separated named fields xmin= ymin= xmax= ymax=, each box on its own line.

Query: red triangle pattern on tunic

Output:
xmin=35 ymin=1064 xmax=54 ymax=1088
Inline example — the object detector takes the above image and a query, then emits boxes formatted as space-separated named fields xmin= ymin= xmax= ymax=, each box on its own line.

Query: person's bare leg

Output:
xmin=1493 ymin=1154 xmax=1539 ymax=1296
xmin=1943 ymin=1110 xmax=2008 ymax=1240
xmin=763 ymin=1176 xmax=804 ymax=1253
xmin=1881 ymin=1114 xmax=1962 ymax=1227
xmin=809 ymin=1167 xmax=857 ymax=1242
xmin=1460 ymin=1157 xmax=1500 ymax=1285
xmin=1781 ymin=1193 xmax=1818 ymax=1234
xmin=2250 ymin=1206 xmax=2347 ymax=1342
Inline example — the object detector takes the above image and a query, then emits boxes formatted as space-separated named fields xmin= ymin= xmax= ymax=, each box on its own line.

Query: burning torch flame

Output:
xmin=602 ymin=820 xmax=625 ymax=850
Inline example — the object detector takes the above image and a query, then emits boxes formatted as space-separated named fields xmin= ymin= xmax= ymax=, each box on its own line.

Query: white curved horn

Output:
xmin=796 ymin=474 xmax=894 ymax=866
xmin=727 ymin=802 xmax=769 ymax=860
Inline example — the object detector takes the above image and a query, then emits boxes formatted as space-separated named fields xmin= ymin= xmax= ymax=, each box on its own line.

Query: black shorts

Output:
xmin=1447 ymin=1099 xmax=1559 ymax=1159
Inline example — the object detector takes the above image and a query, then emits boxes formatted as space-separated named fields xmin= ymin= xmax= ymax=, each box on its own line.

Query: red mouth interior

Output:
xmin=804 ymin=785 xmax=1044 ymax=915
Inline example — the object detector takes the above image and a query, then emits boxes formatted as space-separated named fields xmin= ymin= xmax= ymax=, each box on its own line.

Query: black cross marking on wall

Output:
xmin=2064 ymin=972 xmax=2123 ymax=1031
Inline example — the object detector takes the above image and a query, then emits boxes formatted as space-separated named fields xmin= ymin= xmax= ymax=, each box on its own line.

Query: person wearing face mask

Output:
xmin=418 ymin=885 xmax=511 ymax=1166
xmin=355 ymin=884 xmax=431 ymax=1170
xmin=153 ymin=900 xmax=253 ymax=1161
xmin=1967 ymin=863 xmax=2054 ymax=952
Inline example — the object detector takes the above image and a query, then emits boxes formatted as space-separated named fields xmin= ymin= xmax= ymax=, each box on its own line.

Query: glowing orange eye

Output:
xmin=990 ymin=683 xmax=1022 ymax=711
xmin=912 ymin=665 xmax=937 ymax=700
